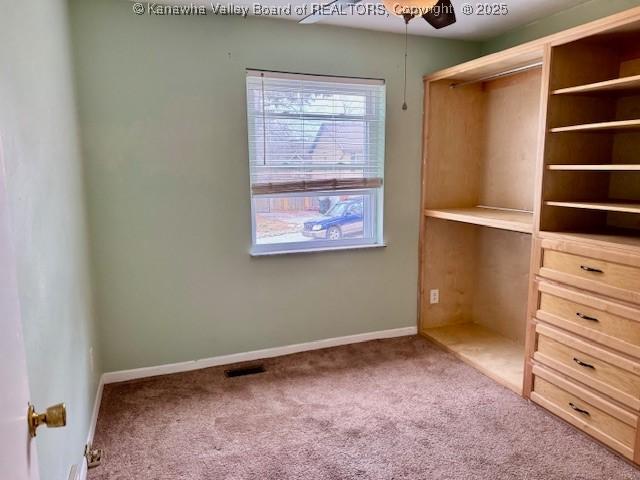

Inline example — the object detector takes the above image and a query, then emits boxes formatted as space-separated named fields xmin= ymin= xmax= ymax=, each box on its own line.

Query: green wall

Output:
xmin=0 ymin=1 xmax=101 ymax=479
xmin=481 ymin=0 xmax=640 ymax=53
xmin=69 ymin=0 xmax=481 ymax=372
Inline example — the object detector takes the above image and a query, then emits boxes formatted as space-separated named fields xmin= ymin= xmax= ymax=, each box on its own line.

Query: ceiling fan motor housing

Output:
xmin=423 ymin=0 xmax=457 ymax=29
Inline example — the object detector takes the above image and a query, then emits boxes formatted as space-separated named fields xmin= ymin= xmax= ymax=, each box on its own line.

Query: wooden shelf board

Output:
xmin=539 ymin=230 xmax=640 ymax=250
xmin=424 ymin=207 xmax=533 ymax=234
xmin=552 ymin=74 xmax=640 ymax=95
xmin=422 ymin=323 xmax=524 ymax=395
xmin=548 ymin=164 xmax=640 ymax=171
xmin=545 ymin=201 xmax=640 ymax=214
xmin=550 ymin=119 xmax=640 ymax=133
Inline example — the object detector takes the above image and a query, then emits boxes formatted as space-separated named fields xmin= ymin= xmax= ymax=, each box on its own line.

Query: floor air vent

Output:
xmin=224 ymin=364 xmax=266 ymax=378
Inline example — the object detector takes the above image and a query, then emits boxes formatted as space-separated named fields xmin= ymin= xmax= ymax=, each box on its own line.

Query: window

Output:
xmin=246 ymin=70 xmax=386 ymax=255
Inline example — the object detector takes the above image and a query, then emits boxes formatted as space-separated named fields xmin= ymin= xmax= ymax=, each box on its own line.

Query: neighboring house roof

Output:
xmin=306 ymin=121 xmax=365 ymax=158
xmin=254 ymin=120 xmax=367 ymax=183
xmin=258 ymin=120 xmax=365 ymax=164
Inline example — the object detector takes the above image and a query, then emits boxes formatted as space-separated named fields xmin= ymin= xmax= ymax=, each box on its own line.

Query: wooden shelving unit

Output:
xmin=552 ymin=73 xmax=640 ymax=95
xmin=423 ymin=323 xmax=525 ymax=394
xmin=421 ymin=7 xmax=640 ymax=466
xmin=545 ymin=201 xmax=640 ymax=214
xmin=542 ymin=38 xmax=640 ymax=239
xmin=424 ymin=206 xmax=533 ymax=234
xmin=548 ymin=164 xmax=640 ymax=171
xmin=534 ymin=32 xmax=640 ymax=463
xmin=550 ymin=119 xmax=640 ymax=133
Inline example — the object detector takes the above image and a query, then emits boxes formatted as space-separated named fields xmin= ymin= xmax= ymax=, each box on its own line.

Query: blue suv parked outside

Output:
xmin=303 ymin=198 xmax=364 ymax=240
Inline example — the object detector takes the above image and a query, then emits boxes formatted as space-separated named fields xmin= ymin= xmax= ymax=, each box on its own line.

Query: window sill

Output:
xmin=250 ymin=243 xmax=387 ymax=257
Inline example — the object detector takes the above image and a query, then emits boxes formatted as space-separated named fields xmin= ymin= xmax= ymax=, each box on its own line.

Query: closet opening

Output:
xmin=420 ymin=62 xmax=544 ymax=394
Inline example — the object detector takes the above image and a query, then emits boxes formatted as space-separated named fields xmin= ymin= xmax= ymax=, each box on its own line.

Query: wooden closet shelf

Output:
xmin=548 ymin=164 xmax=640 ymax=171
xmin=539 ymin=230 xmax=640 ymax=250
xmin=545 ymin=201 xmax=640 ymax=214
xmin=550 ymin=119 xmax=640 ymax=133
xmin=552 ymin=74 xmax=640 ymax=95
xmin=424 ymin=207 xmax=533 ymax=234
xmin=423 ymin=323 xmax=524 ymax=394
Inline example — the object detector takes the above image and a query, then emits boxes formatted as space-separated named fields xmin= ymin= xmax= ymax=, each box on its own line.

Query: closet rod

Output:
xmin=449 ymin=61 xmax=543 ymax=89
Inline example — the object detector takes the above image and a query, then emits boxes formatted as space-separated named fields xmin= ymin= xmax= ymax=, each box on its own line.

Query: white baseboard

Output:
xmin=103 ymin=326 xmax=417 ymax=384
xmin=79 ymin=374 xmax=105 ymax=480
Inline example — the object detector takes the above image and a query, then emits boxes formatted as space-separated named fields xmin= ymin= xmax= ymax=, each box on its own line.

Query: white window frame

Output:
xmin=246 ymin=70 xmax=386 ymax=256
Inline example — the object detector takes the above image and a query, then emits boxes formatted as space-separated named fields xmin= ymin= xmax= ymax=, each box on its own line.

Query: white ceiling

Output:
xmin=171 ymin=0 xmax=595 ymax=40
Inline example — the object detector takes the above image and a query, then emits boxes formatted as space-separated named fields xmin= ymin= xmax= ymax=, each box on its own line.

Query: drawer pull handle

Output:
xmin=573 ymin=357 xmax=595 ymax=370
xmin=569 ymin=403 xmax=590 ymax=416
xmin=580 ymin=265 xmax=604 ymax=274
xmin=576 ymin=312 xmax=599 ymax=322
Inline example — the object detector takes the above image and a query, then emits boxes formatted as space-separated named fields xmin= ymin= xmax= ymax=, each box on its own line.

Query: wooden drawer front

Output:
xmin=537 ymin=282 xmax=640 ymax=359
xmin=531 ymin=365 xmax=636 ymax=460
xmin=540 ymin=249 xmax=640 ymax=305
xmin=534 ymin=324 xmax=640 ymax=410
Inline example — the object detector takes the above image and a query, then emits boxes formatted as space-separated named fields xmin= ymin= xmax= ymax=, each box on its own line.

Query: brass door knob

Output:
xmin=27 ymin=403 xmax=67 ymax=437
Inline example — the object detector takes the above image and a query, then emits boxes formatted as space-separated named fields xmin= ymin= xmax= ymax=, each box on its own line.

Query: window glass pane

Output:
xmin=254 ymin=193 xmax=375 ymax=246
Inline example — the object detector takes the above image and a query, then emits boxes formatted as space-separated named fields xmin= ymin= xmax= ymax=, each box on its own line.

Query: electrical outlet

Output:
xmin=85 ymin=444 xmax=104 ymax=469
xmin=429 ymin=289 xmax=439 ymax=305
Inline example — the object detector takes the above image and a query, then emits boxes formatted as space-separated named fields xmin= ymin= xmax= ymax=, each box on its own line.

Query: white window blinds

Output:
xmin=246 ymin=70 xmax=386 ymax=195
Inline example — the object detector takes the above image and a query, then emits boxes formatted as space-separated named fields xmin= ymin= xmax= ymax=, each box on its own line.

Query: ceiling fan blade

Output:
xmin=422 ymin=0 xmax=456 ymax=29
xmin=299 ymin=0 xmax=362 ymax=24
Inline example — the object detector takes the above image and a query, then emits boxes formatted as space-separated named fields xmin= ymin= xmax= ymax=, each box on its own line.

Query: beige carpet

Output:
xmin=90 ymin=336 xmax=640 ymax=479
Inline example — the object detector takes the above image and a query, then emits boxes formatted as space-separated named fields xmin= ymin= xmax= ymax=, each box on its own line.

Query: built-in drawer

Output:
xmin=538 ymin=239 xmax=640 ymax=305
xmin=536 ymin=281 xmax=640 ymax=359
xmin=531 ymin=365 xmax=637 ymax=460
xmin=534 ymin=324 xmax=640 ymax=410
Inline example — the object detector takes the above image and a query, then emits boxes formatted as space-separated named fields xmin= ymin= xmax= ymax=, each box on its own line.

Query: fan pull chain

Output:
xmin=402 ymin=19 xmax=408 ymax=111
xmin=261 ymin=72 xmax=267 ymax=166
